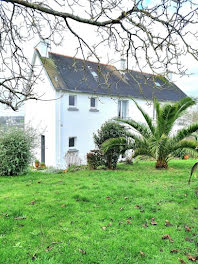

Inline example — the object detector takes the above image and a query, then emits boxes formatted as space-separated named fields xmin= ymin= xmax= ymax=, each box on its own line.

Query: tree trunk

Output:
xmin=155 ymin=159 xmax=168 ymax=169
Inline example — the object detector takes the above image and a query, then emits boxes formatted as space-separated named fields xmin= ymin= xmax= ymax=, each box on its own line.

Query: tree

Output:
xmin=102 ymin=97 xmax=198 ymax=169
xmin=1 ymin=0 xmax=198 ymax=110
xmin=93 ymin=121 xmax=127 ymax=169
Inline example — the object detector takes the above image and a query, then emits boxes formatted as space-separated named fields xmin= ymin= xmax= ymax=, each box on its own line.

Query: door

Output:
xmin=41 ymin=135 xmax=45 ymax=163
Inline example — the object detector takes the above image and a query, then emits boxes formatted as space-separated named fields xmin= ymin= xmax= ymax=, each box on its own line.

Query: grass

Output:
xmin=0 ymin=160 xmax=198 ymax=264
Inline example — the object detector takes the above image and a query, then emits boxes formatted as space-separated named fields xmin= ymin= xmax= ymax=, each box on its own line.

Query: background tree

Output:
xmin=1 ymin=0 xmax=198 ymax=110
xmin=102 ymin=97 xmax=198 ymax=169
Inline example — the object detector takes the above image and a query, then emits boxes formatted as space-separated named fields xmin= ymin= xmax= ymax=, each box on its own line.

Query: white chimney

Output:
xmin=36 ymin=39 xmax=51 ymax=58
xmin=120 ymin=57 xmax=126 ymax=71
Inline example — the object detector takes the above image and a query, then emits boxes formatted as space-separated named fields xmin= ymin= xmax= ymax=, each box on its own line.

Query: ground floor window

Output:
xmin=69 ymin=137 xmax=76 ymax=148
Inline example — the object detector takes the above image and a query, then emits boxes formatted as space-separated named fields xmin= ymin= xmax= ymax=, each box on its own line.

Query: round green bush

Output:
xmin=0 ymin=128 xmax=35 ymax=176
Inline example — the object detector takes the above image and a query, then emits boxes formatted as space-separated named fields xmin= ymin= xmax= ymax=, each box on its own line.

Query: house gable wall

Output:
xmin=24 ymin=53 xmax=57 ymax=166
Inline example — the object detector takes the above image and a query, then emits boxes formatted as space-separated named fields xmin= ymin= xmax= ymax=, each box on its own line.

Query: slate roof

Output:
xmin=39 ymin=50 xmax=187 ymax=102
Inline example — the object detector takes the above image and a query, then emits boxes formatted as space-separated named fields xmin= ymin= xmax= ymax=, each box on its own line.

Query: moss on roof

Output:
xmin=40 ymin=57 xmax=65 ymax=89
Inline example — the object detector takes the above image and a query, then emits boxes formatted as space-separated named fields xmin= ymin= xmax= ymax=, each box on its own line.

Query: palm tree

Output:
xmin=102 ymin=97 xmax=198 ymax=169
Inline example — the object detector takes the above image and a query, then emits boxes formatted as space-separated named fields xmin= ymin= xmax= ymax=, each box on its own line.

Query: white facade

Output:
xmin=25 ymin=52 xmax=182 ymax=169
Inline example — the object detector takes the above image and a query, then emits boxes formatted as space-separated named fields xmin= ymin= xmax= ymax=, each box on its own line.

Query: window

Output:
xmin=118 ymin=100 xmax=128 ymax=119
xmin=90 ymin=97 xmax=96 ymax=108
xmin=88 ymin=66 xmax=98 ymax=81
xmin=69 ymin=95 xmax=76 ymax=107
xmin=69 ymin=137 xmax=76 ymax=148
xmin=155 ymin=81 xmax=161 ymax=87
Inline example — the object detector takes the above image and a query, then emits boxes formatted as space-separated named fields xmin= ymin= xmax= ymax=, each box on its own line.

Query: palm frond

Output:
xmin=155 ymin=97 xmax=195 ymax=137
xmin=173 ymin=140 xmax=198 ymax=151
xmin=188 ymin=162 xmax=198 ymax=185
xmin=175 ymin=97 xmax=196 ymax=118
xmin=131 ymin=98 xmax=155 ymax=135
xmin=101 ymin=137 xmax=134 ymax=154
xmin=133 ymin=148 xmax=153 ymax=158
xmin=115 ymin=118 xmax=151 ymax=138
xmin=174 ymin=123 xmax=198 ymax=142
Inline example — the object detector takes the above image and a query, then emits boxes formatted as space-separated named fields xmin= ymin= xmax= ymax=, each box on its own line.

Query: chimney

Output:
xmin=120 ymin=57 xmax=126 ymax=71
xmin=36 ymin=39 xmax=51 ymax=58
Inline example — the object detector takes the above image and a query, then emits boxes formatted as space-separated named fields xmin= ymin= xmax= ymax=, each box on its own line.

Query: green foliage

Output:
xmin=0 ymin=128 xmax=35 ymax=176
xmin=93 ymin=121 xmax=127 ymax=169
xmin=103 ymin=97 xmax=198 ymax=169
xmin=86 ymin=150 xmax=104 ymax=169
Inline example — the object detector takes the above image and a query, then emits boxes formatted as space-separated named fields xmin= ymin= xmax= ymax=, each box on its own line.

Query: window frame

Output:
xmin=69 ymin=95 xmax=77 ymax=107
xmin=118 ymin=100 xmax=128 ymax=119
xmin=68 ymin=137 xmax=76 ymax=148
xmin=90 ymin=97 xmax=97 ymax=109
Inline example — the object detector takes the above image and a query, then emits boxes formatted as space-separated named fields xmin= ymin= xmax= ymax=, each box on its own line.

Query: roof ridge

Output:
xmin=49 ymin=51 xmax=115 ymax=68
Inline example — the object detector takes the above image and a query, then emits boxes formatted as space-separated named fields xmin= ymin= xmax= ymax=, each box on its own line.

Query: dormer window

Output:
xmin=88 ymin=65 xmax=98 ymax=81
xmin=155 ymin=81 xmax=161 ymax=87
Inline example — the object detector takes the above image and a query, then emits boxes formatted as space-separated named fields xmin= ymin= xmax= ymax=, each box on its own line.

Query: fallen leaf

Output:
xmin=165 ymin=220 xmax=172 ymax=227
xmin=170 ymin=249 xmax=179 ymax=253
xmin=60 ymin=204 xmax=66 ymax=207
xmin=162 ymin=234 xmax=173 ymax=243
xmin=14 ymin=216 xmax=26 ymax=220
xmin=106 ymin=196 xmax=111 ymax=200
xmin=31 ymin=200 xmax=36 ymax=205
xmin=79 ymin=248 xmax=86 ymax=255
xmin=188 ymin=256 xmax=198 ymax=261
xmin=45 ymin=246 xmax=53 ymax=252
xmin=134 ymin=205 xmax=141 ymax=209
xmin=185 ymin=225 xmax=191 ymax=232
xmin=127 ymin=220 xmax=131 ymax=224
xmin=101 ymin=226 xmax=106 ymax=230
xmin=151 ymin=218 xmax=158 ymax=225
xmin=143 ymin=222 xmax=148 ymax=228
xmin=140 ymin=251 xmax=145 ymax=256
xmin=108 ymin=222 xmax=112 ymax=226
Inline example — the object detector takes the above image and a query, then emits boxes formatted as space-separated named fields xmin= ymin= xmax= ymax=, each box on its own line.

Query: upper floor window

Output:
xmin=90 ymin=97 xmax=96 ymax=108
xmin=69 ymin=95 xmax=76 ymax=107
xmin=118 ymin=100 xmax=128 ymax=119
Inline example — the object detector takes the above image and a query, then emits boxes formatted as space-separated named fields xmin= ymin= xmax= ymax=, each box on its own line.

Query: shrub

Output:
xmin=87 ymin=150 xmax=105 ymax=169
xmin=0 ymin=128 xmax=35 ymax=176
xmin=93 ymin=121 xmax=127 ymax=169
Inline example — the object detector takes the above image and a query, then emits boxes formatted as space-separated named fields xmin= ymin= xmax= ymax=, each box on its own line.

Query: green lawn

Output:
xmin=0 ymin=160 xmax=198 ymax=264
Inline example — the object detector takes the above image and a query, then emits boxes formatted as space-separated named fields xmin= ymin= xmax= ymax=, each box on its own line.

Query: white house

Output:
xmin=25 ymin=44 xmax=187 ymax=168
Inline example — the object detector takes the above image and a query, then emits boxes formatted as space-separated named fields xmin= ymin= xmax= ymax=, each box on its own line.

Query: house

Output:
xmin=25 ymin=43 xmax=187 ymax=168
